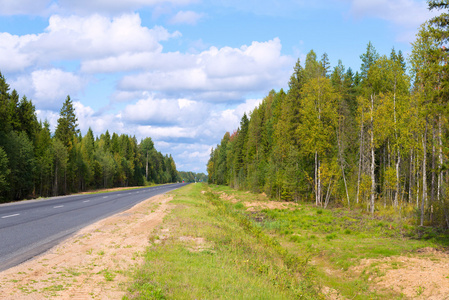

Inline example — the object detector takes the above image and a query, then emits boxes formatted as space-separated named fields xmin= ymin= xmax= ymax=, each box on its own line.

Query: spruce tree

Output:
xmin=55 ymin=96 xmax=79 ymax=150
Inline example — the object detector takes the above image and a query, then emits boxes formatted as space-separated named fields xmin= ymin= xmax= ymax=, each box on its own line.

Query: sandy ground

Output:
xmin=351 ymin=247 xmax=449 ymax=299
xmin=218 ymin=191 xmax=299 ymax=210
xmin=0 ymin=194 xmax=174 ymax=299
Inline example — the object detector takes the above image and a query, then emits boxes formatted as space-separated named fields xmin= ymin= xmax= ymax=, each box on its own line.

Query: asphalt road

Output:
xmin=0 ymin=183 xmax=188 ymax=271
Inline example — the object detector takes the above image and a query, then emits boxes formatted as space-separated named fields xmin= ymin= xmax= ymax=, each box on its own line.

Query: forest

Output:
xmin=0 ymin=74 xmax=180 ymax=203
xmin=207 ymin=1 xmax=449 ymax=228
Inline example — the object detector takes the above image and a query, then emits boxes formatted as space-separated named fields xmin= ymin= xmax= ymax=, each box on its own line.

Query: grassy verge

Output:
xmin=125 ymin=183 xmax=449 ymax=299
xmin=125 ymin=183 xmax=320 ymax=299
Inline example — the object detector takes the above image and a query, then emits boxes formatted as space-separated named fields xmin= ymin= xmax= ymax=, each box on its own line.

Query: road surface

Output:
xmin=0 ymin=183 xmax=187 ymax=271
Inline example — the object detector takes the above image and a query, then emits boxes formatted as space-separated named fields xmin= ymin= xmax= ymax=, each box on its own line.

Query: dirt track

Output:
xmin=0 ymin=194 xmax=173 ymax=299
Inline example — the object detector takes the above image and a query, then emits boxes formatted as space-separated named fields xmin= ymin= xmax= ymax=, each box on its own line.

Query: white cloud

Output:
xmin=35 ymin=109 xmax=60 ymax=132
xmin=0 ymin=0 xmax=52 ymax=15
xmin=137 ymin=125 xmax=198 ymax=140
xmin=118 ymin=38 xmax=292 ymax=102
xmin=122 ymin=95 xmax=208 ymax=126
xmin=202 ymin=98 xmax=262 ymax=140
xmin=168 ymin=10 xmax=205 ymax=25
xmin=160 ymin=142 xmax=212 ymax=172
xmin=342 ymin=0 xmax=439 ymax=42
xmin=72 ymin=101 xmax=127 ymax=134
xmin=11 ymin=69 xmax=86 ymax=110
xmin=36 ymin=14 xmax=179 ymax=60
xmin=57 ymin=0 xmax=198 ymax=14
xmin=81 ymin=51 xmax=193 ymax=73
xmin=0 ymin=14 xmax=181 ymax=73
xmin=346 ymin=0 xmax=434 ymax=28
xmin=0 ymin=32 xmax=39 ymax=72
xmin=0 ymin=0 xmax=199 ymax=16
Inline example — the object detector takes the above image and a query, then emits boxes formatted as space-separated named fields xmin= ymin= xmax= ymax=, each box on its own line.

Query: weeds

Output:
xmin=101 ymin=269 xmax=116 ymax=282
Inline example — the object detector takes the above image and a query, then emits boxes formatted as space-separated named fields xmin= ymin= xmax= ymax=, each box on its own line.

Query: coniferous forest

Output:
xmin=207 ymin=2 xmax=449 ymax=228
xmin=0 ymin=74 xmax=179 ymax=203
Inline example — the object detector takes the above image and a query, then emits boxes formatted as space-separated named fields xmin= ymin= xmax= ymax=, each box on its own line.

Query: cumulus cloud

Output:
xmin=198 ymin=98 xmax=262 ymax=142
xmin=168 ymin=10 xmax=205 ymax=25
xmin=0 ymin=14 xmax=181 ymax=72
xmin=148 ymin=98 xmax=262 ymax=172
xmin=10 ymin=69 xmax=86 ymax=110
xmin=35 ymin=14 xmax=180 ymax=60
xmin=137 ymin=125 xmax=198 ymax=142
xmin=122 ymin=95 xmax=208 ymax=126
xmin=35 ymin=109 xmax=60 ymax=132
xmin=81 ymin=51 xmax=194 ymax=73
xmin=73 ymin=101 xmax=126 ymax=134
xmin=156 ymin=142 xmax=212 ymax=172
xmin=0 ymin=32 xmax=39 ymax=72
xmin=37 ymin=101 xmax=125 ymax=136
xmin=118 ymin=38 xmax=292 ymax=102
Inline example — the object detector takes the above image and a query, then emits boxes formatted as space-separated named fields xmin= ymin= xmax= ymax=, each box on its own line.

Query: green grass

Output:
xmin=124 ymin=183 xmax=319 ymax=299
xmin=125 ymin=183 xmax=449 ymax=299
xmin=206 ymin=185 xmax=449 ymax=299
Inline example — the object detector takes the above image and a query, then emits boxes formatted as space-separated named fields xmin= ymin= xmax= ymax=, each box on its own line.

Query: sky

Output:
xmin=0 ymin=0 xmax=439 ymax=173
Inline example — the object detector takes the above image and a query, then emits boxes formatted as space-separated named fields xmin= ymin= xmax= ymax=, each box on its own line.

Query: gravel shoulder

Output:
xmin=0 ymin=193 xmax=173 ymax=299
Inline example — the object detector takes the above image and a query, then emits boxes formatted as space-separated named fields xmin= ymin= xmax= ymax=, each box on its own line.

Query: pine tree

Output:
xmin=320 ymin=52 xmax=331 ymax=78
xmin=360 ymin=41 xmax=380 ymax=81
xmin=55 ymin=96 xmax=79 ymax=150
xmin=18 ymin=96 xmax=39 ymax=141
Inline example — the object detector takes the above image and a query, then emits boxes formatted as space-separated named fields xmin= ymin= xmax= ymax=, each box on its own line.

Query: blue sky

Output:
xmin=0 ymin=0 xmax=438 ymax=173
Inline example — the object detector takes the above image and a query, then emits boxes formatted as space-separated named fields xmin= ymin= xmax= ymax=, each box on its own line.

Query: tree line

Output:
xmin=0 ymin=74 xmax=179 ymax=203
xmin=207 ymin=1 xmax=449 ymax=227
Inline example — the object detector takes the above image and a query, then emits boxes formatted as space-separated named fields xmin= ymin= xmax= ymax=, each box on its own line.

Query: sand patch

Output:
xmin=0 ymin=194 xmax=174 ymax=299
xmin=217 ymin=191 xmax=299 ymax=210
xmin=245 ymin=201 xmax=299 ymax=211
xmin=351 ymin=248 xmax=449 ymax=299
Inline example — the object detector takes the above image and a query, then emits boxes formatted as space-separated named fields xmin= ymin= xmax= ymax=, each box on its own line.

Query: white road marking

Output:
xmin=1 ymin=214 xmax=20 ymax=219
xmin=83 ymin=200 xmax=90 ymax=203
xmin=53 ymin=205 xmax=64 ymax=208
xmin=103 ymin=196 xmax=108 ymax=198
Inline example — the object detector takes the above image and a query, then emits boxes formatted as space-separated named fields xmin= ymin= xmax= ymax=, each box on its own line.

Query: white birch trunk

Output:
xmin=357 ymin=110 xmax=364 ymax=204
xmin=395 ymin=150 xmax=400 ymax=207
xmin=421 ymin=121 xmax=428 ymax=226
